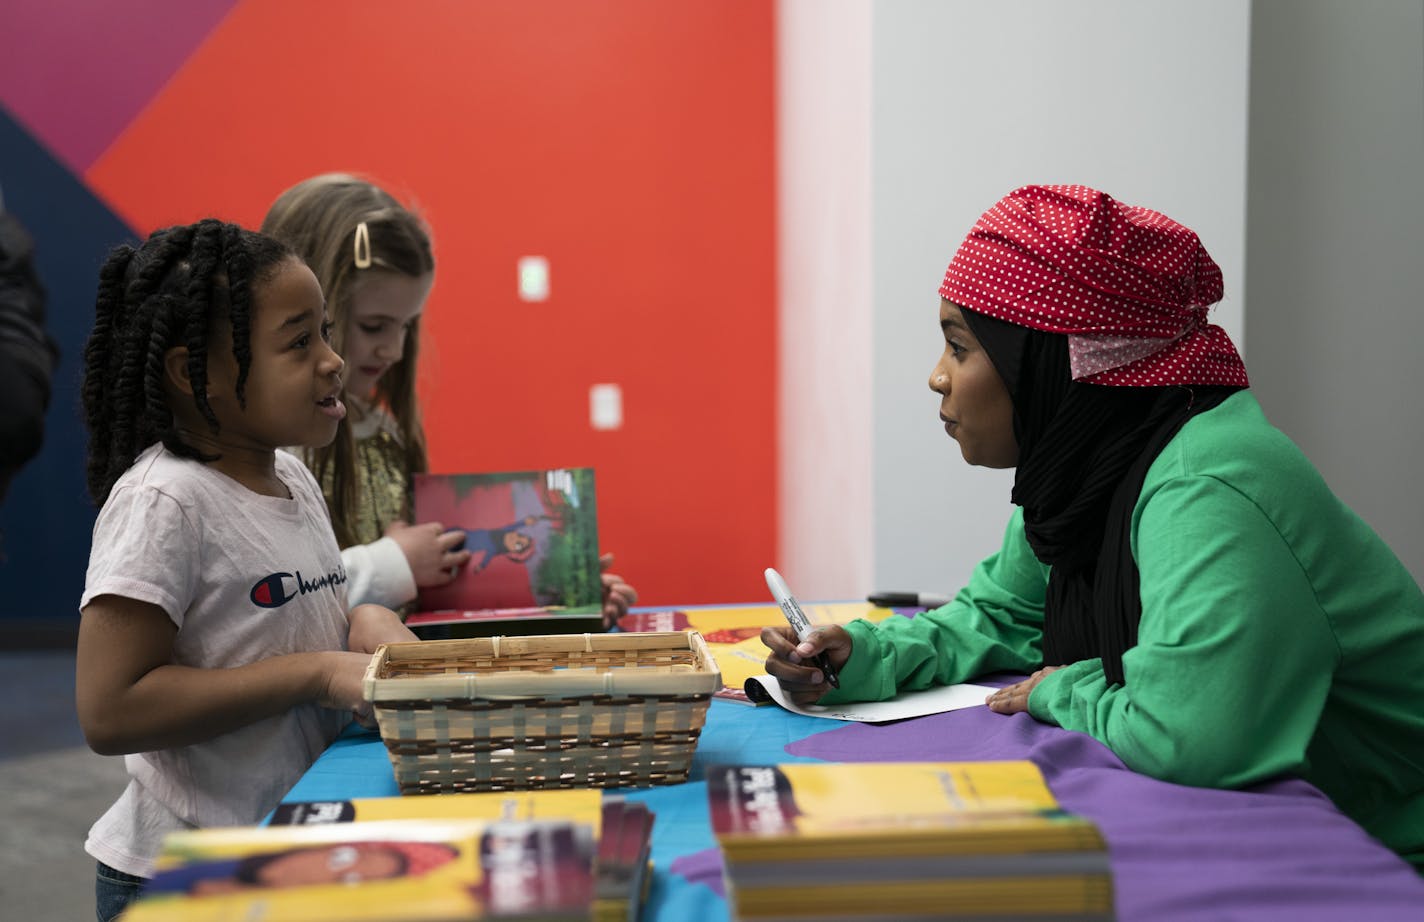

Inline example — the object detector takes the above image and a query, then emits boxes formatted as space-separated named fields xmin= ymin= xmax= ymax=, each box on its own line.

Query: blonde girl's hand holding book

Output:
xmin=383 ymin=519 xmax=471 ymax=588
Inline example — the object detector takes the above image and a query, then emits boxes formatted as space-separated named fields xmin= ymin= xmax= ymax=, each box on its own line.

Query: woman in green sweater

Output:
xmin=763 ymin=185 xmax=1424 ymax=871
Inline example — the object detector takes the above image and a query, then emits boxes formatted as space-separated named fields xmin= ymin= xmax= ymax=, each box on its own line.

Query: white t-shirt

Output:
xmin=80 ymin=444 xmax=351 ymax=877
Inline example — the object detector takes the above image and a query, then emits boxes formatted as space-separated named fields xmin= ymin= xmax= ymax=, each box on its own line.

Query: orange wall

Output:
xmin=87 ymin=0 xmax=777 ymax=606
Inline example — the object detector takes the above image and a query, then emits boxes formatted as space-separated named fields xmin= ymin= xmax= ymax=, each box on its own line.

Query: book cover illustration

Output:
xmin=123 ymin=818 xmax=595 ymax=921
xmin=706 ymin=760 xmax=1100 ymax=852
xmin=706 ymin=761 xmax=1112 ymax=919
xmin=271 ymin=789 xmax=605 ymax=834
xmin=414 ymin=468 xmax=602 ymax=617
xmin=273 ymin=790 xmax=652 ymax=922
xmin=616 ymin=603 xmax=896 ymax=704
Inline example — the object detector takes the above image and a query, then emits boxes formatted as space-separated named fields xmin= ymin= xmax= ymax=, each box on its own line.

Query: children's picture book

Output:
xmin=273 ymin=789 xmax=654 ymax=922
xmin=412 ymin=468 xmax=604 ymax=632
xmin=271 ymin=789 xmax=605 ymax=833
xmin=706 ymin=761 xmax=1113 ymax=919
xmin=122 ymin=818 xmax=596 ymax=921
xmin=708 ymin=760 xmax=1095 ymax=855
xmin=615 ymin=602 xmax=898 ymax=705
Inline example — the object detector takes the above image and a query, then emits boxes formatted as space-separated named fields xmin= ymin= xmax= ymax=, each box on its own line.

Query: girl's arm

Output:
xmin=342 ymin=537 xmax=417 ymax=609
xmin=347 ymin=602 xmax=419 ymax=654
xmin=75 ymin=594 xmax=375 ymax=757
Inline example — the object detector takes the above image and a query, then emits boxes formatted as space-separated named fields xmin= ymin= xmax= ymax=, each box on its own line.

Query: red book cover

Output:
xmin=411 ymin=469 xmax=603 ymax=626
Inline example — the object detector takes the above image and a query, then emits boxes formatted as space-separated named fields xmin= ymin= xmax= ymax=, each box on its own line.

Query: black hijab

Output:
xmin=960 ymin=307 xmax=1242 ymax=685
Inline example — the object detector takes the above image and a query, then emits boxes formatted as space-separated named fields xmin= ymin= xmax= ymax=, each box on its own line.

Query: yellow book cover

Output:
xmin=707 ymin=761 xmax=1108 ymax=862
xmin=616 ymin=603 xmax=893 ymax=704
xmin=273 ymin=791 xmax=649 ymax=919
xmin=271 ymin=789 xmax=604 ymax=834
xmin=122 ymin=818 xmax=595 ymax=922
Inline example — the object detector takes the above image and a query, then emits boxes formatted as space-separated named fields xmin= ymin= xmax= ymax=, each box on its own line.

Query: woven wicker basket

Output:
xmin=363 ymin=631 xmax=721 ymax=794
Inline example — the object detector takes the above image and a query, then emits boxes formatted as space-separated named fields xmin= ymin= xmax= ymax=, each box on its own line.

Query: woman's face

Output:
xmin=927 ymin=300 xmax=1018 ymax=468
xmin=341 ymin=270 xmax=434 ymax=400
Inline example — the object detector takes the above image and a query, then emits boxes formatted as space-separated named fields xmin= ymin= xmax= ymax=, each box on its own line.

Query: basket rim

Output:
xmin=362 ymin=630 xmax=722 ymax=702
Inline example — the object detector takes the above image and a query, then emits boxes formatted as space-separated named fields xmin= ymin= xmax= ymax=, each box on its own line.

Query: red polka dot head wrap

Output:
xmin=939 ymin=184 xmax=1248 ymax=387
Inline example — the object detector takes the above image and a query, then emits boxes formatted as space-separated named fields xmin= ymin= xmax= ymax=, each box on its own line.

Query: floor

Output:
xmin=0 ymin=651 xmax=130 ymax=922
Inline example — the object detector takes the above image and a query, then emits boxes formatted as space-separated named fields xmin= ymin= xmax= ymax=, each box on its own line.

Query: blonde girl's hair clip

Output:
xmin=353 ymin=220 xmax=373 ymax=269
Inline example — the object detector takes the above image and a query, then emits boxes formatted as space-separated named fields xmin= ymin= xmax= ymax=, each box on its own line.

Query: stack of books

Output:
xmin=706 ymin=760 xmax=1114 ymax=921
xmin=121 ymin=817 xmax=595 ymax=921
xmin=123 ymin=789 xmax=656 ymax=921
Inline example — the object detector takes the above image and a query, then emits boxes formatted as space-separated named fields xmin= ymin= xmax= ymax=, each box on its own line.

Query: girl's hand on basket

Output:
xmin=348 ymin=603 xmax=418 ymax=654
xmin=761 ymin=624 xmax=852 ymax=706
xmin=319 ymin=651 xmax=379 ymax=727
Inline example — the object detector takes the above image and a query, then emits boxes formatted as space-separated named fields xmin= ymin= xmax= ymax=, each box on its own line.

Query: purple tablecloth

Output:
xmin=777 ymin=704 xmax=1424 ymax=921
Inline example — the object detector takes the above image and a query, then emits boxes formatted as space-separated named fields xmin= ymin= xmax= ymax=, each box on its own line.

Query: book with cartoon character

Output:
xmin=410 ymin=468 xmax=604 ymax=634
xmin=706 ymin=761 xmax=1113 ymax=919
xmin=122 ymin=818 xmax=596 ymax=921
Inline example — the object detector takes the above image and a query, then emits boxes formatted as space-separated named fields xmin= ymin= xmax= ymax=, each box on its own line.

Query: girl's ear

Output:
xmin=164 ymin=346 xmax=195 ymax=395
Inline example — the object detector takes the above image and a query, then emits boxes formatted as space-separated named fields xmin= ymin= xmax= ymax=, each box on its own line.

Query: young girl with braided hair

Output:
xmin=75 ymin=219 xmax=417 ymax=921
xmin=260 ymin=173 xmax=637 ymax=625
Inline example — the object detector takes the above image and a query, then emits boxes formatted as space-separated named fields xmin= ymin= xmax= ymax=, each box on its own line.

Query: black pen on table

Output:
xmin=764 ymin=567 xmax=840 ymax=688
xmin=867 ymin=590 xmax=953 ymax=609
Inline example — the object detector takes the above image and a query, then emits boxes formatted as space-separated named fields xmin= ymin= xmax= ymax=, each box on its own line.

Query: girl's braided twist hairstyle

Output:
xmin=82 ymin=219 xmax=293 ymax=505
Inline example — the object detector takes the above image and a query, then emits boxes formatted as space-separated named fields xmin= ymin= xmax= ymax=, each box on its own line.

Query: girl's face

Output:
xmin=342 ymin=270 xmax=434 ymax=400
xmin=202 ymin=257 xmax=347 ymax=451
xmin=927 ymin=300 xmax=1018 ymax=468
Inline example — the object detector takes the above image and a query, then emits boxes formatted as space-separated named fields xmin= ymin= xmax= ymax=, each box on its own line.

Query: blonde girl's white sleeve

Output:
xmin=342 ymin=538 xmax=417 ymax=609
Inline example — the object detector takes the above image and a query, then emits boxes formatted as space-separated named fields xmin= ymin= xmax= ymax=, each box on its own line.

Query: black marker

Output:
xmin=867 ymin=591 xmax=952 ymax=609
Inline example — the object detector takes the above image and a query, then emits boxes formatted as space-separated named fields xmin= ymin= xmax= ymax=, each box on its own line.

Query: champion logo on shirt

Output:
xmin=249 ymin=565 xmax=348 ymax=609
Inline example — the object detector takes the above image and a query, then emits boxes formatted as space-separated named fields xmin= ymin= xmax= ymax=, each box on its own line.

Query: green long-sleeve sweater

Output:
xmin=827 ymin=391 xmax=1424 ymax=870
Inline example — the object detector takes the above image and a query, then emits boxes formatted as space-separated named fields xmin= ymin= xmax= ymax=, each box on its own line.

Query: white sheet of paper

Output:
xmin=745 ymin=674 xmax=996 ymax=723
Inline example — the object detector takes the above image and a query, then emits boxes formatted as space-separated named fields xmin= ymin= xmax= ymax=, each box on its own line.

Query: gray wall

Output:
xmin=1245 ymin=0 xmax=1424 ymax=582
xmin=871 ymin=1 xmax=1251 ymax=595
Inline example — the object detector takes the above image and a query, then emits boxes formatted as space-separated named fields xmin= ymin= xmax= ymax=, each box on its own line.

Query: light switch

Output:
xmin=518 ymin=256 xmax=549 ymax=302
xmin=590 ymin=383 xmax=623 ymax=430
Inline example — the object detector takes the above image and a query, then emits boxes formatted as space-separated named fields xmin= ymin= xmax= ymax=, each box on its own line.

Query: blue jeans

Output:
xmin=95 ymin=861 xmax=146 ymax=922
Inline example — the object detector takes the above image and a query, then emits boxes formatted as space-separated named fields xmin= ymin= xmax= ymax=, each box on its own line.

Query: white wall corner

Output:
xmin=776 ymin=0 xmax=875 ymax=600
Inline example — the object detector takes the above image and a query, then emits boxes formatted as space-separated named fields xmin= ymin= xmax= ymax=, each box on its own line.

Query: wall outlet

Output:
xmin=589 ymin=383 xmax=623 ymax=430
xmin=518 ymin=256 xmax=549 ymax=301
